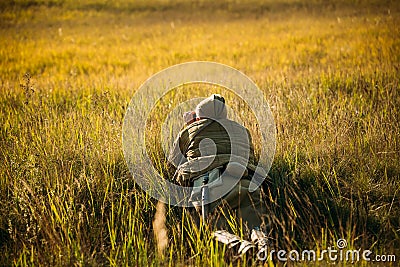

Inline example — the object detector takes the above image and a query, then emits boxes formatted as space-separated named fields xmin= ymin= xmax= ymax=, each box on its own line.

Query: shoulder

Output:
xmin=186 ymin=119 xmax=211 ymax=135
xmin=188 ymin=119 xmax=210 ymax=129
xmin=219 ymin=119 xmax=249 ymax=132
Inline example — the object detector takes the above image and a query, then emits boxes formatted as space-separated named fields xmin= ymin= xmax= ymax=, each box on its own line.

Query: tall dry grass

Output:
xmin=0 ymin=0 xmax=399 ymax=265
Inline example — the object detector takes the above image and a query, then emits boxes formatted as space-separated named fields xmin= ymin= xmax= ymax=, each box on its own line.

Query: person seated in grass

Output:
xmin=169 ymin=94 xmax=267 ymax=233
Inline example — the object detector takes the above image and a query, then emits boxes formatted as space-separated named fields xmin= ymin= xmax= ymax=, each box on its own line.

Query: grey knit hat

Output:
xmin=195 ymin=94 xmax=227 ymax=120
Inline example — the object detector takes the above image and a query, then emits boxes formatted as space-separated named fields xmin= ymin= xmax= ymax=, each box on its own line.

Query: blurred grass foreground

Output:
xmin=1 ymin=0 xmax=399 ymax=265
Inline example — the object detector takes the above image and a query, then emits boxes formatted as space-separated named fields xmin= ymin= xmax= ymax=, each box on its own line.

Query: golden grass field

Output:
xmin=1 ymin=0 xmax=399 ymax=265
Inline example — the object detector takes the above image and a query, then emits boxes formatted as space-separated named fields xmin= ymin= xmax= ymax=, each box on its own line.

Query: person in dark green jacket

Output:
xmin=169 ymin=94 xmax=267 ymax=232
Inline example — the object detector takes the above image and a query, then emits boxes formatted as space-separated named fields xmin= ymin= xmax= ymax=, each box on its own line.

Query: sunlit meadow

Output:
xmin=0 ymin=0 xmax=399 ymax=265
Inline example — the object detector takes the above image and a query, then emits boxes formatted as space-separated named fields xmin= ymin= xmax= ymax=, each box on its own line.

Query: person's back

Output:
xmin=169 ymin=94 xmax=266 ymax=231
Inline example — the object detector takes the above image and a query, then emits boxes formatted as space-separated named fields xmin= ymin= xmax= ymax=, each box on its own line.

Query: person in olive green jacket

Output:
xmin=169 ymin=94 xmax=267 ymax=232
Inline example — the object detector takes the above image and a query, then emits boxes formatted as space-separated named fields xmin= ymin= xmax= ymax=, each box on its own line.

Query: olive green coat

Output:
xmin=169 ymin=118 xmax=267 ymax=230
xmin=170 ymin=118 xmax=259 ymax=184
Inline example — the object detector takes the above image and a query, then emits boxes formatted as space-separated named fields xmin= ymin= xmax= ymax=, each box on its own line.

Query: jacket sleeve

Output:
xmin=168 ymin=127 xmax=192 ymax=174
xmin=169 ymin=133 xmax=187 ymax=168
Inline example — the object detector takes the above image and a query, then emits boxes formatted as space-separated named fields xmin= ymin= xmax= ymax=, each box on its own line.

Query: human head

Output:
xmin=195 ymin=94 xmax=227 ymax=120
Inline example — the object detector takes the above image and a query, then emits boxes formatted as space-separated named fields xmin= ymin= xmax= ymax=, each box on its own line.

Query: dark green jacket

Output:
xmin=169 ymin=118 xmax=258 ymax=184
